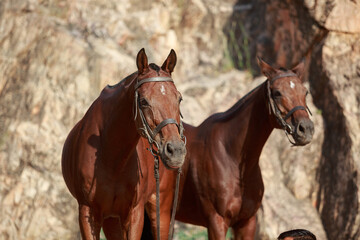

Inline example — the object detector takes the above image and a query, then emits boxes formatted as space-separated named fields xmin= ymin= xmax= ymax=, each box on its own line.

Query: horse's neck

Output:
xmin=221 ymin=82 xmax=274 ymax=167
xmin=101 ymin=74 xmax=140 ymax=160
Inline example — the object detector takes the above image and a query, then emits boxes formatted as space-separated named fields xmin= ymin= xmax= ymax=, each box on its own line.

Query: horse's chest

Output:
xmin=237 ymin=178 xmax=264 ymax=220
xmin=219 ymin=188 xmax=262 ymax=224
xmin=219 ymin=172 xmax=264 ymax=222
xmin=237 ymin=194 xmax=262 ymax=220
xmin=99 ymin=158 xmax=143 ymax=218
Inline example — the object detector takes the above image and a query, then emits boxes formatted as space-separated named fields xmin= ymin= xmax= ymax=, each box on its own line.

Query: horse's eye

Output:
xmin=139 ymin=98 xmax=150 ymax=107
xmin=179 ymin=96 xmax=183 ymax=103
xmin=273 ymin=90 xmax=282 ymax=98
xmin=306 ymin=90 xmax=309 ymax=96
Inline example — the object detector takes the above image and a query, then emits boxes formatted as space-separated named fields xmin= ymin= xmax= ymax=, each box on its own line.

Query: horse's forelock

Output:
xmin=149 ymin=63 xmax=160 ymax=73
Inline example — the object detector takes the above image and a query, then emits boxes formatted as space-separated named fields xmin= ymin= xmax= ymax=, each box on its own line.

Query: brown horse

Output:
xmin=62 ymin=48 xmax=186 ymax=240
xmin=141 ymin=58 xmax=314 ymax=239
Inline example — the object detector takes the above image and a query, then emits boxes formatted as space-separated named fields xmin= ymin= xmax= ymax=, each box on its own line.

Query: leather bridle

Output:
xmin=266 ymin=72 xmax=312 ymax=144
xmin=134 ymin=76 xmax=184 ymax=240
xmin=134 ymin=76 xmax=185 ymax=150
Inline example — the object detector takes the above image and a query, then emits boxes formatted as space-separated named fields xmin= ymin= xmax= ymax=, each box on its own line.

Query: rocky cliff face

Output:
xmin=0 ymin=0 xmax=236 ymax=239
xmin=310 ymin=32 xmax=360 ymax=240
xmin=228 ymin=0 xmax=360 ymax=239
xmin=0 ymin=0 xmax=359 ymax=240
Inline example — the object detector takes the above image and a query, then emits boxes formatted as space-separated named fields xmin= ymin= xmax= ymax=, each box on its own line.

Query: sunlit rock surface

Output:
xmin=0 ymin=0 xmax=359 ymax=239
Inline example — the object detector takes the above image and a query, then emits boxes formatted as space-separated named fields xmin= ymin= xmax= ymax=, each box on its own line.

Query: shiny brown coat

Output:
xmin=141 ymin=59 xmax=314 ymax=240
xmin=62 ymin=49 xmax=185 ymax=240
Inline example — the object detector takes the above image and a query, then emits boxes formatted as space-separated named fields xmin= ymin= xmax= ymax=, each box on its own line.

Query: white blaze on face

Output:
xmin=160 ymin=84 xmax=166 ymax=95
xmin=290 ymin=81 xmax=295 ymax=89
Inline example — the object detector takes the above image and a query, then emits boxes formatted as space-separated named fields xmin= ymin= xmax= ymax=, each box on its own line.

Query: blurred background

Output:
xmin=0 ymin=0 xmax=359 ymax=239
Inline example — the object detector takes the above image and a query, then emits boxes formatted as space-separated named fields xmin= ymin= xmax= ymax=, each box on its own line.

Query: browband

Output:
xmin=270 ymin=72 xmax=298 ymax=83
xmin=134 ymin=77 xmax=173 ymax=90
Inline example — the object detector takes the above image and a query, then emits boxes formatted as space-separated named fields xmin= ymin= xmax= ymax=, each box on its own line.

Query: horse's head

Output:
xmin=133 ymin=48 xmax=186 ymax=169
xmin=258 ymin=58 xmax=314 ymax=146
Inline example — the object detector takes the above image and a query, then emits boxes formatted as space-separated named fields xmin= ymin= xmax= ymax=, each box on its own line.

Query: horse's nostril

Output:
xmin=299 ymin=124 xmax=305 ymax=133
xmin=296 ymin=122 xmax=306 ymax=137
xmin=166 ymin=143 xmax=174 ymax=156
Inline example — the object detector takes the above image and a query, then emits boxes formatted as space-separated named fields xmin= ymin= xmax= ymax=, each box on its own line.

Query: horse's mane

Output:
xmin=107 ymin=63 xmax=161 ymax=89
xmin=213 ymin=80 xmax=266 ymax=122
xmin=107 ymin=72 xmax=137 ymax=89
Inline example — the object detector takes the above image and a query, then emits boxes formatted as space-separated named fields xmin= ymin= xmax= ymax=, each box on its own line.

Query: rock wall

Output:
xmin=310 ymin=32 xmax=360 ymax=240
xmin=227 ymin=0 xmax=360 ymax=239
xmin=0 ymin=0 xmax=359 ymax=239
xmin=0 ymin=0 xmax=236 ymax=239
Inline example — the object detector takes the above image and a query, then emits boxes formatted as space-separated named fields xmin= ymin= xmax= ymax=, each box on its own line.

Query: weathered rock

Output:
xmin=310 ymin=32 xmax=360 ymax=240
xmin=0 ymin=0 xmax=237 ymax=239
xmin=305 ymin=0 xmax=360 ymax=33
xmin=0 ymin=0 xmax=359 ymax=239
xmin=226 ymin=0 xmax=360 ymax=239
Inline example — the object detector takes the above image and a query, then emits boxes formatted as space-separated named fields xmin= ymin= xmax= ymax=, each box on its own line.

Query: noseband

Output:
xmin=133 ymin=76 xmax=185 ymax=240
xmin=267 ymin=72 xmax=312 ymax=140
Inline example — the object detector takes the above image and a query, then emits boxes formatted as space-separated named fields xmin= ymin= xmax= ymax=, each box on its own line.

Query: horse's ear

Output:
xmin=161 ymin=49 xmax=177 ymax=74
xmin=136 ymin=48 xmax=149 ymax=74
xmin=257 ymin=57 xmax=276 ymax=79
xmin=292 ymin=59 xmax=305 ymax=82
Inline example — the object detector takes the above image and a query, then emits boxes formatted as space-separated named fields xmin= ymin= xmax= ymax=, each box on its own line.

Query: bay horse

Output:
xmin=141 ymin=58 xmax=314 ymax=239
xmin=62 ymin=48 xmax=186 ymax=240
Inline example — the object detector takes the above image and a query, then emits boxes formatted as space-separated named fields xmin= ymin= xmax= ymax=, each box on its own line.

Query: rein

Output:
xmin=266 ymin=73 xmax=312 ymax=145
xmin=134 ymin=76 xmax=184 ymax=240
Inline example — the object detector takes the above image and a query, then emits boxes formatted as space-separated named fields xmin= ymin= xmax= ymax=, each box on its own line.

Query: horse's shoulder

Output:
xmin=195 ymin=114 xmax=224 ymax=138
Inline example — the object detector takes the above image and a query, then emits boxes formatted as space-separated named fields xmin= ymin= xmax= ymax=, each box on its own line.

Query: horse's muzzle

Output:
xmin=293 ymin=119 xmax=314 ymax=146
xmin=160 ymin=140 xmax=186 ymax=169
